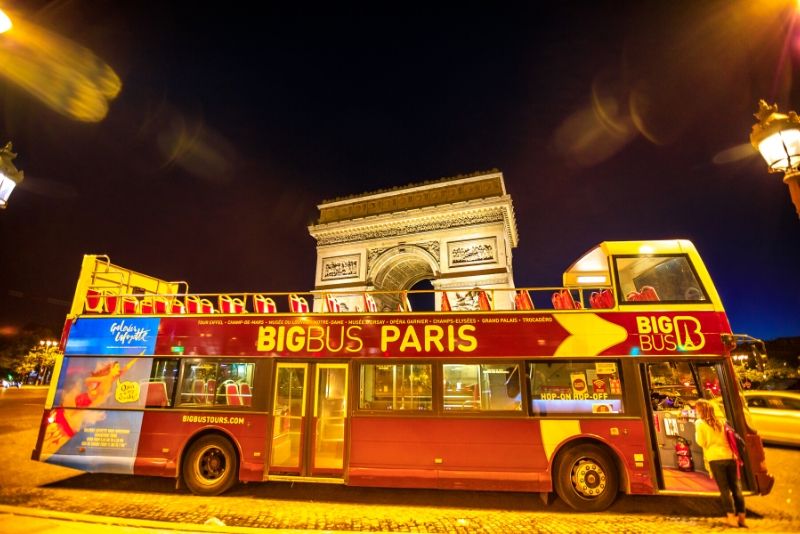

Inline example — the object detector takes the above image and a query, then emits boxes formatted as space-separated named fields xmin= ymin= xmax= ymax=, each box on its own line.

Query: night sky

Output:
xmin=1 ymin=1 xmax=799 ymax=341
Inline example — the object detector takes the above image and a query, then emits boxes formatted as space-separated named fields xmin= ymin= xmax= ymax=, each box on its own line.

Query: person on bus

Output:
xmin=695 ymin=399 xmax=746 ymax=528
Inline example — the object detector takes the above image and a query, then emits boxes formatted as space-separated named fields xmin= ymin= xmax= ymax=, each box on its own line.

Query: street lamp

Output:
xmin=750 ymin=100 xmax=800 ymax=218
xmin=0 ymin=142 xmax=24 ymax=209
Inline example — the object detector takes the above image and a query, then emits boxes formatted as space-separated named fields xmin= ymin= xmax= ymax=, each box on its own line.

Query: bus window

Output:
xmin=442 ymin=363 xmax=522 ymax=412
xmin=647 ymin=361 xmax=699 ymax=411
xmin=645 ymin=361 xmax=727 ymax=415
xmin=178 ymin=359 xmax=255 ymax=407
xmin=615 ymin=255 xmax=708 ymax=303
xmin=528 ymin=361 xmax=624 ymax=415
xmin=359 ymin=364 xmax=432 ymax=411
xmin=144 ymin=359 xmax=178 ymax=407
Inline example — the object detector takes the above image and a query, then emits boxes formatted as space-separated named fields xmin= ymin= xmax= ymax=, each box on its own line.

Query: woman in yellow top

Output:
xmin=695 ymin=399 xmax=746 ymax=528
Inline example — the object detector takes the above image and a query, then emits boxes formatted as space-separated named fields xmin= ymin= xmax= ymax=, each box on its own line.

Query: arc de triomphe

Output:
xmin=307 ymin=170 xmax=518 ymax=311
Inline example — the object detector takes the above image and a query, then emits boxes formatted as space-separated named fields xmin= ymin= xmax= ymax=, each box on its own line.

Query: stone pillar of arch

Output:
xmin=307 ymin=170 xmax=519 ymax=311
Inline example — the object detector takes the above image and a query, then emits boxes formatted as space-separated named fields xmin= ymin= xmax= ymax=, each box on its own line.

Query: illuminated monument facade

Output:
xmin=307 ymin=170 xmax=518 ymax=311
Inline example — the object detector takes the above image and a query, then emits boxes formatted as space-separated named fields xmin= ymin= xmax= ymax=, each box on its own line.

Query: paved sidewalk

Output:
xmin=0 ymin=506 xmax=324 ymax=534
xmin=1 ymin=497 xmax=798 ymax=534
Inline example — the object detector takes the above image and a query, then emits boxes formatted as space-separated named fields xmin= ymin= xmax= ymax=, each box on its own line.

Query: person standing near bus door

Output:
xmin=695 ymin=399 xmax=746 ymax=528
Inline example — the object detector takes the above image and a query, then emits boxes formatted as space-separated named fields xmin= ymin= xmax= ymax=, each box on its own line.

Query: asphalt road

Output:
xmin=1 ymin=386 xmax=798 ymax=533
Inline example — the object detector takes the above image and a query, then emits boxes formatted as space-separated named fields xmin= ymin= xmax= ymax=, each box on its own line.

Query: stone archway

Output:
xmin=307 ymin=170 xmax=518 ymax=310
xmin=367 ymin=245 xmax=438 ymax=311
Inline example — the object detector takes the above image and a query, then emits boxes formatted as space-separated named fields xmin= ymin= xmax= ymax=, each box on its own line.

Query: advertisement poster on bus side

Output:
xmin=53 ymin=356 xmax=153 ymax=409
xmin=41 ymin=410 xmax=144 ymax=474
xmin=42 ymin=355 xmax=153 ymax=473
xmin=65 ymin=317 xmax=160 ymax=356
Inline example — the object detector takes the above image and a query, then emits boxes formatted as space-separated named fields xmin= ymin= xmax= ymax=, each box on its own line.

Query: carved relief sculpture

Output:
xmin=321 ymin=254 xmax=360 ymax=280
xmin=448 ymin=237 xmax=497 ymax=267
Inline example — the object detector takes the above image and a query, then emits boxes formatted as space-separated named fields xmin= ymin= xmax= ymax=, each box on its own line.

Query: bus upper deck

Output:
xmin=70 ymin=239 xmax=726 ymax=317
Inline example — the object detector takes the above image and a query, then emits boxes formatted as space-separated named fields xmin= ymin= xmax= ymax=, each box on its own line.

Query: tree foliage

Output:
xmin=15 ymin=345 xmax=60 ymax=378
xmin=0 ymin=325 xmax=59 ymax=381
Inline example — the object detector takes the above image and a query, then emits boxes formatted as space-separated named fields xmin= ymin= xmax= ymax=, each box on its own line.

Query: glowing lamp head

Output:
xmin=0 ymin=142 xmax=24 ymax=209
xmin=751 ymin=100 xmax=800 ymax=218
xmin=750 ymin=100 xmax=800 ymax=175
xmin=0 ymin=9 xmax=11 ymax=34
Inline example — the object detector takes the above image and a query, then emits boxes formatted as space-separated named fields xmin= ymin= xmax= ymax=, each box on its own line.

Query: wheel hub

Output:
xmin=571 ymin=459 xmax=607 ymax=498
xmin=199 ymin=447 xmax=226 ymax=481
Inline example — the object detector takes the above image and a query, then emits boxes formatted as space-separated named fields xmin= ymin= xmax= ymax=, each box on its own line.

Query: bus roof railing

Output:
xmin=74 ymin=284 xmax=718 ymax=316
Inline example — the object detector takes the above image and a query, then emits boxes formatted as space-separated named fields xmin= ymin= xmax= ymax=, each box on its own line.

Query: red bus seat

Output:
xmin=153 ymin=296 xmax=172 ymax=314
xmin=639 ymin=286 xmax=659 ymax=301
xmin=185 ymin=295 xmax=201 ymax=313
xmin=440 ymin=292 xmax=452 ymax=312
xmin=477 ymin=290 xmax=492 ymax=311
xmin=239 ymin=382 xmax=252 ymax=407
xmin=515 ymin=290 xmax=534 ymax=310
xmin=226 ymin=382 xmax=243 ymax=406
xmin=170 ymin=299 xmax=186 ymax=314
xmin=139 ymin=297 xmax=155 ymax=314
xmin=192 ymin=379 xmax=205 ymax=403
xmin=325 ymin=294 xmax=341 ymax=312
xmin=552 ymin=289 xmax=582 ymax=310
xmin=363 ymin=293 xmax=378 ymax=312
xmin=289 ymin=294 xmax=309 ymax=313
xmin=253 ymin=294 xmax=277 ymax=313
xmin=590 ymin=289 xmax=615 ymax=309
xmin=104 ymin=293 xmax=119 ymax=313
xmin=85 ymin=289 xmax=104 ymax=313
xmin=120 ymin=296 xmax=139 ymax=314
xmin=186 ymin=295 xmax=214 ymax=314
xmin=626 ymin=286 xmax=660 ymax=302
xmin=219 ymin=295 xmax=246 ymax=314
xmin=145 ymin=381 xmax=169 ymax=407
xmin=205 ymin=379 xmax=216 ymax=404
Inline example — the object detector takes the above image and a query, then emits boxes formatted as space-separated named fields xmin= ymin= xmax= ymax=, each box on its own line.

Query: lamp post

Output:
xmin=0 ymin=142 xmax=24 ymax=209
xmin=750 ymin=100 xmax=800 ymax=218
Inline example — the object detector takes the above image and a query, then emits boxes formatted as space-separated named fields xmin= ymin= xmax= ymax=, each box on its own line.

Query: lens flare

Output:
xmin=0 ymin=9 xmax=11 ymax=33
xmin=0 ymin=9 xmax=121 ymax=121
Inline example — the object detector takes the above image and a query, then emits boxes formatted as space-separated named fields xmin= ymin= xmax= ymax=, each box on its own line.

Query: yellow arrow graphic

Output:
xmin=553 ymin=313 xmax=629 ymax=356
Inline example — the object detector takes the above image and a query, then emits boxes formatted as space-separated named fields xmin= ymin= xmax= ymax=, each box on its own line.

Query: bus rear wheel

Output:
xmin=182 ymin=435 xmax=238 ymax=496
xmin=554 ymin=443 xmax=618 ymax=512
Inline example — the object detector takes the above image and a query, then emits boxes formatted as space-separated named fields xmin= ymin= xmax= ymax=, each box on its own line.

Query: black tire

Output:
xmin=554 ymin=443 xmax=619 ymax=512
xmin=182 ymin=434 xmax=238 ymax=496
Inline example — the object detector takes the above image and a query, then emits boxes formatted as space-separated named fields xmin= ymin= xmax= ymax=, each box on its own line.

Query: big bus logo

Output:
xmin=635 ymin=315 xmax=705 ymax=352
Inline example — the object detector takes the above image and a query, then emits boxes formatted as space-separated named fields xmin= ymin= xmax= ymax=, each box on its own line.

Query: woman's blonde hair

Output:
xmin=695 ymin=399 xmax=722 ymax=432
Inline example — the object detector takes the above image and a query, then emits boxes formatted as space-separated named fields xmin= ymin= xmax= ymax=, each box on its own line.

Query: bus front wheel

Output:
xmin=182 ymin=435 xmax=238 ymax=496
xmin=554 ymin=443 xmax=619 ymax=512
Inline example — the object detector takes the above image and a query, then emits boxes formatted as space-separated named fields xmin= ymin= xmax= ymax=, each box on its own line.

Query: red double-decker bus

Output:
xmin=32 ymin=239 xmax=773 ymax=511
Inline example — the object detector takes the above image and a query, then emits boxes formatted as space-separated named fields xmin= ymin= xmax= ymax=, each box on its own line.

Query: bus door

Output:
xmin=642 ymin=359 xmax=744 ymax=494
xmin=269 ymin=362 xmax=348 ymax=478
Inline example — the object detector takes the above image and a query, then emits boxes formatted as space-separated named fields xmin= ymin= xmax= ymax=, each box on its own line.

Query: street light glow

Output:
xmin=0 ymin=9 xmax=11 ymax=34
xmin=751 ymin=100 xmax=800 ymax=218
xmin=0 ymin=9 xmax=121 ymax=122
